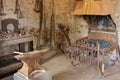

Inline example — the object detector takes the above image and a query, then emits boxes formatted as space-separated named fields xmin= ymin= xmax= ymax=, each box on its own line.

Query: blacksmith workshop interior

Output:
xmin=1 ymin=0 xmax=120 ymax=80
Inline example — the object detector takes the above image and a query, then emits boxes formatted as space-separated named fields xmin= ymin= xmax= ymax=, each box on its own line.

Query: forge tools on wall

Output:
xmin=14 ymin=0 xmax=24 ymax=19
xmin=0 ymin=0 xmax=5 ymax=15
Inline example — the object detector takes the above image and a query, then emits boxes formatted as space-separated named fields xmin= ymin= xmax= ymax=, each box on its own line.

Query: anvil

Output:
xmin=14 ymin=48 xmax=49 ymax=77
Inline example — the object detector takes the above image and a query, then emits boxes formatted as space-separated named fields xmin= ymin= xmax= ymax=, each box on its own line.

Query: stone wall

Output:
xmin=1 ymin=0 xmax=120 ymax=44
xmin=0 ymin=0 xmax=89 ymax=42
xmin=0 ymin=0 xmax=39 ymax=55
xmin=2 ymin=0 xmax=39 ymax=29
xmin=45 ymin=0 xmax=120 ymax=44
xmin=1 ymin=0 xmax=120 ymax=55
xmin=44 ymin=0 xmax=88 ymax=41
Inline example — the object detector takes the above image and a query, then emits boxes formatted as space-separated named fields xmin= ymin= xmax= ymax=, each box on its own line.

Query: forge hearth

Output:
xmin=71 ymin=0 xmax=119 ymax=77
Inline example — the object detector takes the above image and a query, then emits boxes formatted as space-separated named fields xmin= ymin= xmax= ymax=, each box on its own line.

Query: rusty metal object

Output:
xmin=55 ymin=24 xmax=71 ymax=58
xmin=15 ymin=48 xmax=49 ymax=77
xmin=14 ymin=0 xmax=24 ymax=18
xmin=34 ymin=0 xmax=43 ymax=13
xmin=68 ymin=30 xmax=118 ymax=76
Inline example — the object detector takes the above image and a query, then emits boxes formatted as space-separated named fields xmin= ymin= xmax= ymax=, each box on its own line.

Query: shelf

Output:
xmin=0 ymin=35 xmax=33 ymax=47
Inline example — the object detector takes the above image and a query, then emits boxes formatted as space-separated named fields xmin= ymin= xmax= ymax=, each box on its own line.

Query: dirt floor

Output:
xmin=2 ymin=54 xmax=120 ymax=80
xmin=43 ymin=54 xmax=120 ymax=80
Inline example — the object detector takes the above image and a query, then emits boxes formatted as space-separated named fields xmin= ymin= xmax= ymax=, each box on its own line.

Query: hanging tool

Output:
xmin=34 ymin=0 xmax=43 ymax=13
xmin=0 ymin=0 xmax=5 ymax=15
xmin=34 ymin=0 xmax=43 ymax=32
xmin=14 ymin=48 xmax=49 ymax=77
xmin=14 ymin=0 xmax=24 ymax=19
xmin=39 ymin=0 xmax=43 ymax=32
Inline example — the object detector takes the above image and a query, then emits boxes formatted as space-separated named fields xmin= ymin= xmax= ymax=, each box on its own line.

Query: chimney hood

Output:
xmin=73 ymin=0 xmax=115 ymax=21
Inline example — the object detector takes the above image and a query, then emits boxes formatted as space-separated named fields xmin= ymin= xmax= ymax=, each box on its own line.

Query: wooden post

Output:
xmin=24 ymin=42 xmax=29 ymax=52
xmin=50 ymin=0 xmax=55 ymax=48
xmin=101 ymin=51 xmax=105 ymax=77
xmin=96 ymin=41 xmax=100 ymax=76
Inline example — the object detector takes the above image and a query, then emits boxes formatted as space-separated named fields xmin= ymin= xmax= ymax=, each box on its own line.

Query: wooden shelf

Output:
xmin=0 ymin=35 xmax=33 ymax=47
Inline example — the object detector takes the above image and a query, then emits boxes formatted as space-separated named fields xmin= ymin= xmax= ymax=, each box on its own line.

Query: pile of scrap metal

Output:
xmin=55 ymin=24 xmax=71 ymax=56
xmin=0 ymin=54 xmax=23 ymax=79
xmin=68 ymin=30 xmax=119 ymax=77
xmin=0 ymin=30 xmax=18 ymax=41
